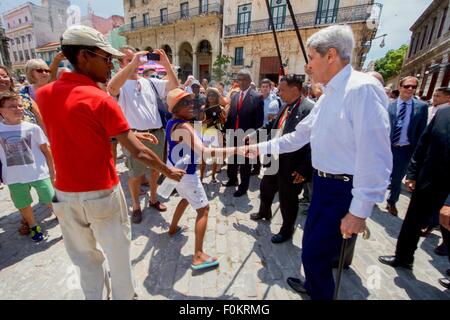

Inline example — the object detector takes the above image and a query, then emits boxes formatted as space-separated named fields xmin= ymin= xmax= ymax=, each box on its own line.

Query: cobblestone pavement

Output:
xmin=0 ymin=155 xmax=449 ymax=300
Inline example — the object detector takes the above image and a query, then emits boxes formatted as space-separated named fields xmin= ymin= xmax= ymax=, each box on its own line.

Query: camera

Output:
xmin=146 ymin=52 xmax=160 ymax=61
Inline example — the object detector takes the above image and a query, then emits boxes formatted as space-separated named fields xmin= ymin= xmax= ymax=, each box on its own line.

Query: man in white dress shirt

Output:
xmin=244 ymin=25 xmax=392 ymax=300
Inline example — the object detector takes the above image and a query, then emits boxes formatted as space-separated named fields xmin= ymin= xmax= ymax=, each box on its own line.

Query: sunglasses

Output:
xmin=402 ymin=85 xmax=417 ymax=89
xmin=35 ymin=68 xmax=51 ymax=74
xmin=86 ymin=50 xmax=113 ymax=64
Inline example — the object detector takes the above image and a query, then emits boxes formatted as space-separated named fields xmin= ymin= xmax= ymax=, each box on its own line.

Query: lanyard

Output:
xmin=277 ymin=97 xmax=302 ymax=129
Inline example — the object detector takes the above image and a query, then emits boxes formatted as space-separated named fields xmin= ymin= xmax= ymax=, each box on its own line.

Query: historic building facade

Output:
xmin=2 ymin=0 xmax=70 ymax=74
xmin=121 ymin=0 xmax=223 ymax=81
xmin=401 ymin=0 xmax=450 ymax=99
xmin=223 ymin=0 xmax=382 ymax=83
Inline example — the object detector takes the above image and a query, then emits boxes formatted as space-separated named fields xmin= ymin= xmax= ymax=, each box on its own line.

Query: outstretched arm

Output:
xmin=116 ymin=130 xmax=184 ymax=181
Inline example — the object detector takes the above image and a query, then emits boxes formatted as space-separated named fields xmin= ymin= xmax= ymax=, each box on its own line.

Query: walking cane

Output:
xmin=333 ymin=227 xmax=371 ymax=300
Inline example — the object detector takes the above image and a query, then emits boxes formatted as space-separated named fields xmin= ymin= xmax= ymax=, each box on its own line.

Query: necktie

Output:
xmin=392 ymin=102 xmax=407 ymax=146
xmin=236 ymin=92 xmax=244 ymax=129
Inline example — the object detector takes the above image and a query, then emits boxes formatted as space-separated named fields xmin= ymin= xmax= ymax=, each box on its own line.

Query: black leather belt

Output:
xmin=317 ymin=170 xmax=353 ymax=182
xmin=132 ymin=128 xmax=162 ymax=133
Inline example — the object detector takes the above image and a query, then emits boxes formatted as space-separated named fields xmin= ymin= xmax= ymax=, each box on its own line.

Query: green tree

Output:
xmin=212 ymin=55 xmax=232 ymax=83
xmin=374 ymin=44 xmax=409 ymax=81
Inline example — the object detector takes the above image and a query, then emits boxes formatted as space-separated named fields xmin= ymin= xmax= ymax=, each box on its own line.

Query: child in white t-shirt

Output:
xmin=0 ymin=92 xmax=55 ymax=242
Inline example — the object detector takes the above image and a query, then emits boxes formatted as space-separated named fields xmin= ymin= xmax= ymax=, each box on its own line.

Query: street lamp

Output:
xmin=373 ymin=33 xmax=387 ymax=48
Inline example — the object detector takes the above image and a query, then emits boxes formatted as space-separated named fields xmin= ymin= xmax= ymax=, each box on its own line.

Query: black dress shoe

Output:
xmin=233 ymin=189 xmax=247 ymax=197
xmin=378 ymin=255 xmax=413 ymax=270
xmin=386 ymin=203 xmax=398 ymax=217
xmin=271 ymin=233 xmax=290 ymax=244
xmin=131 ymin=209 xmax=142 ymax=224
xmin=223 ymin=180 xmax=238 ymax=187
xmin=438 ymin=278 xmax=450 ymax=289
xmin=434 ymin=242 xmax=448 ymax=256
xmin=286 ymin=277 xmax=308 ymax=294
xmin=250 ymin=212 xmax=271 ymax=221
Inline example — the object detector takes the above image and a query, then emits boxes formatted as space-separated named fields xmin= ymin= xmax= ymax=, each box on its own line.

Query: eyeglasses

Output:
xmin=402 ymin=85 xmax=417 ymax=89
xmin=35 ymin=68 xmax=51 ymax=74
xmin=86 ymin=50 xmax=113 ymax=64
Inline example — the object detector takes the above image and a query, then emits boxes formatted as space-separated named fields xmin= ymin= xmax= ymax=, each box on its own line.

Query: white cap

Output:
xmin=61 ymin=25 xmax=124 ymax=58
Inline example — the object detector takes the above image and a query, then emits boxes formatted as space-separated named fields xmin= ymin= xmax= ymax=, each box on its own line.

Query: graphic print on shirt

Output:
xmin=0 ymin=130 xmax=34 ymax=167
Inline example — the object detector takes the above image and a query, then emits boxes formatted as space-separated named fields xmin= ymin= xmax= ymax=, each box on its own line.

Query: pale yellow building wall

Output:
xmin=223 ymin=0 xmax=373 ymax=26
xmin=122 ymin=1 xmax=224 ymax=80
xmin=223 ymin=0 xmax=376 ymax=82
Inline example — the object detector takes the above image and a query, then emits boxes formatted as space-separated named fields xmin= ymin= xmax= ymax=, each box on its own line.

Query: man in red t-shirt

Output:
xmin=36 ymin=25 xmax=184 ymax=300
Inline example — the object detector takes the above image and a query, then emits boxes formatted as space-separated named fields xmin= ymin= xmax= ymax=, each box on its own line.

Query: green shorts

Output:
xmin=125 ymin=128 xmax=166 ymax=178
xmin=8 ymin=178 xmax=55 ymax=209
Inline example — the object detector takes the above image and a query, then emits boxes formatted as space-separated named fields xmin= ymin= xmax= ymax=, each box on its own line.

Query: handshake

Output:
xmin=234 ymin=144 xmax=260 ymax=158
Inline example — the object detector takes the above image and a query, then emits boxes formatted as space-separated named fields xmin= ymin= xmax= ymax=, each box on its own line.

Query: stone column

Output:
xmin=436 ymin=53 xmax=448 ymax=87
xmin=423 ymin=59 xmax=435 ymax=96
xmin=193 ymin=51 xmax=198 ymax=79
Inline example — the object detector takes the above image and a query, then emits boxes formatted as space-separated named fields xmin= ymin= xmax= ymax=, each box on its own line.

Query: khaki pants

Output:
xmin=53 ymin=184 xmax=135 ymax=300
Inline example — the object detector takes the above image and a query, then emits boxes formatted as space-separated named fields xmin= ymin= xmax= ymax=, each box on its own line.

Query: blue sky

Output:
xmin=0 ymin=0 xmax=433 ymax=64
xmin=364 ymin=0 xmax=433 ymax=65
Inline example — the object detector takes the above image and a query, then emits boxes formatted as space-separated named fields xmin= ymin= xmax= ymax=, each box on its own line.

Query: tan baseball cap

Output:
xmin=167 ymin=88 xmax=194 ymax=113
xmin=61 ymin=25 xmax=124 ymax=58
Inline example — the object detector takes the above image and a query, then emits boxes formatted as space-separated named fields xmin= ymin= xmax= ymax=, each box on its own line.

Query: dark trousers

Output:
xmin=259 ymin=173 xmax=303 ymax=237
xmin=302 ymin=174 xmax=353 ymax=300
xmin=395 ymin=184 xmax=449 ymax=264
xmin=387 ymin=145 xmax=413 ymax=205
xmin=442 ymin=226 xmax=450 ymax=263
xmin=259 ymin=174 xmax=278 ymax=218
xmin=227 ymin=155 xmax=252 ymax=192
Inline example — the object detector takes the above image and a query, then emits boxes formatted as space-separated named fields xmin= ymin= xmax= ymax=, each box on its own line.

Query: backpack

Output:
xmin=149 ymin=79 xmax=172 ymax=128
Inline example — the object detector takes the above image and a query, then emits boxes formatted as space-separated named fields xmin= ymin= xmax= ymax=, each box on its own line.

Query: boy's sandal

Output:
xmin=170 ymin=225 xmax=189 ymax=237
xmin=191 ymin=257 xmax=219 ymax=270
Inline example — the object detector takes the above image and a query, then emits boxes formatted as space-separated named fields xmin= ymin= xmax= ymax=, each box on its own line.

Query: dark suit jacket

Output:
xmin=225 ymin=88 xmax=264 ymax=131
xmin=388 ymin=98 xmax=428 ymax=150
xmin=406 ymin=106 xmax=450 ymax=191
xmin=269 ymin=97 xmax=314 ymax=181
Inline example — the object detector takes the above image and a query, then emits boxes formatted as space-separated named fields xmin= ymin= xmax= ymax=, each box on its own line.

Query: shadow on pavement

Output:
xmin=0 ymin=204 xmax=62 ymax=270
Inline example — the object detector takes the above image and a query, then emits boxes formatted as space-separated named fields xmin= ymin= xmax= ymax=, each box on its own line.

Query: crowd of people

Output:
xmin=0 ymin=24 xmax=449 ymax=300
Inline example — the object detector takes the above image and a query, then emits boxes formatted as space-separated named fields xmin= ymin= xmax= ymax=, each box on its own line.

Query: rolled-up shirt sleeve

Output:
xmin=349 ymin=84 xmax=392 ymax=218
xmin=258 ymin=106 xmax=316 ymax=156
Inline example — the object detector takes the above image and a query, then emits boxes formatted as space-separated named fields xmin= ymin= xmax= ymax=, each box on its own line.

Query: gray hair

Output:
xmin=306 ymin=25 xmax=354 ymax=63
xmin=237 ymin=69 xmax=252 ymax=81
xmin=25 ymin=59 xmax=49 ymax=84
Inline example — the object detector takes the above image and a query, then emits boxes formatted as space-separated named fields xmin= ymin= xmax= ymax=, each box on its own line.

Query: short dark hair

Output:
xmin=0 ymin=91 xmax=20 ymax=108
xmin=435 ymin=87 xmax=450 ymax=96
xmin=280 ymin=74 xmax=304 ymax=91
xmin=260 ymin=78 xmax=271 ymax=87
xmin=61 ymin=44 xmax=97 ymax=68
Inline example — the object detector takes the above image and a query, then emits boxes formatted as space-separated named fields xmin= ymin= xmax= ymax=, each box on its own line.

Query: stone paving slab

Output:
xmin=0 ymin=155 xmax=449 ymax=300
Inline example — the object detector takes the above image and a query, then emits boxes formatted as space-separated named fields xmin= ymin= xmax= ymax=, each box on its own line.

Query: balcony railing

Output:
xmin=5 ymin=22 xmax=34 ymax=33
xmin=225 ymin=3 xmax=382 ymax=38
xmin=121 ymin=1 xmax=222 ymax=33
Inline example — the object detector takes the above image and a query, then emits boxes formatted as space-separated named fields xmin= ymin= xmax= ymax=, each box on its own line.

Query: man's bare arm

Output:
xmin=115 ymin=130 xmax=184 ymax=181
